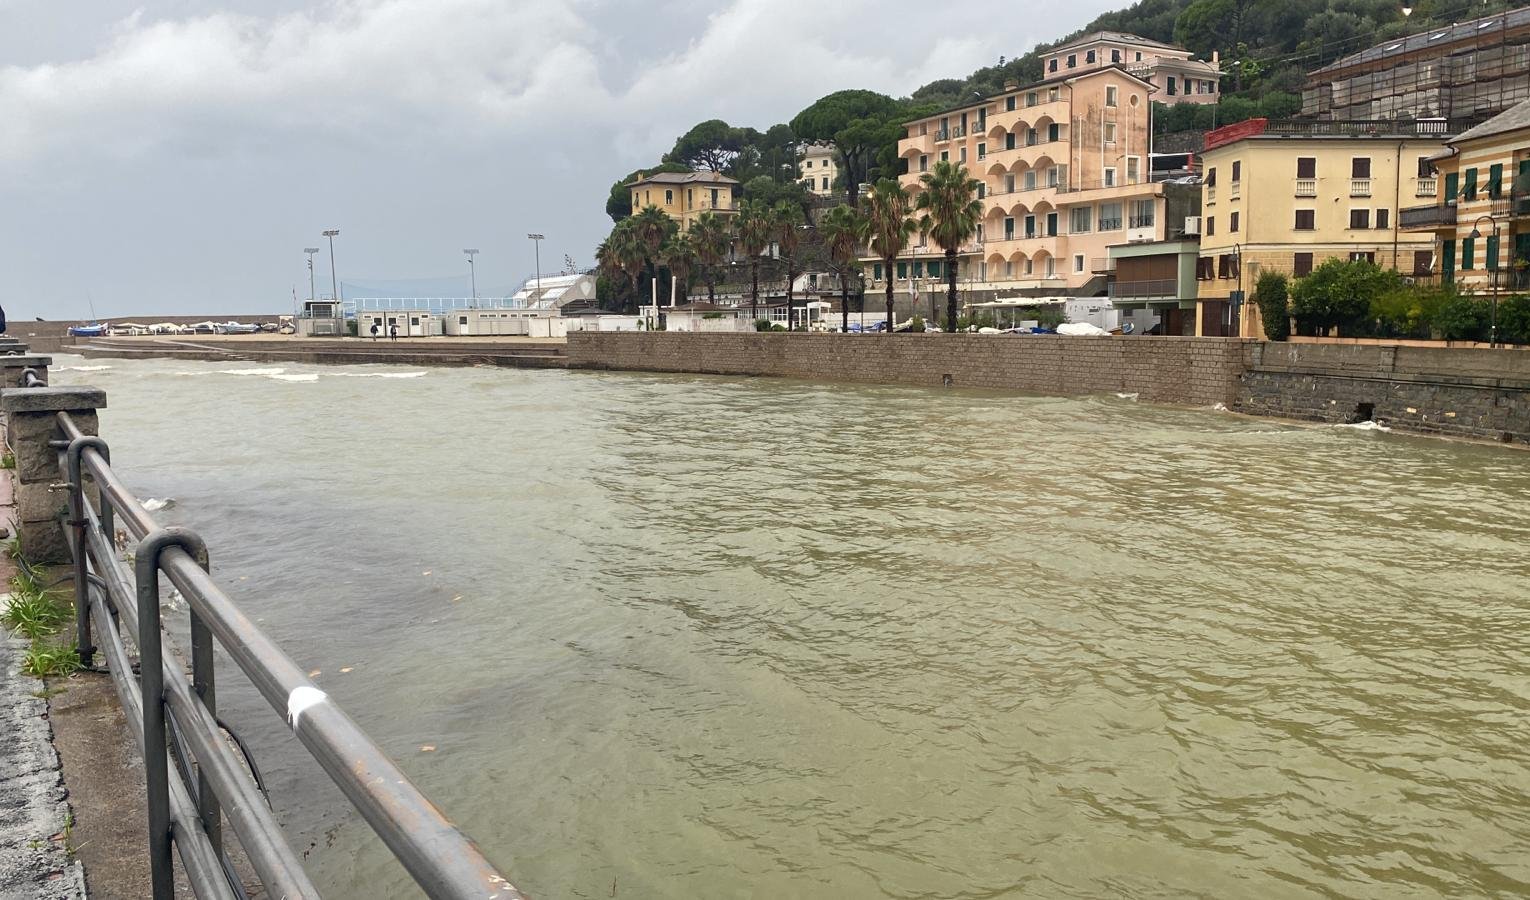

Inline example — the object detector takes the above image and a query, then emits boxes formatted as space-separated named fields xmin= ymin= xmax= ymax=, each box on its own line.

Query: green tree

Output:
xmin=790 ymin=90 xmax=901 ymax=208
xmin=820 ymin=204 xmax=866 ymax=332
xmin=630 ymin=205 xmax=677 ymax=307
xmin=861 ymin=178 xmax=916 ymax=332
xmin=688 ymin=212 xmax=732 ymax=302
xmin=595 ymin=219 xmax=647 ymax=312
xmin=773 ymin=200 xmax=806 ymax=329
xmin=915 ymin=160 xmax=983 ymax=333
xmin=735 ymin=199 xmax=774 ymax=321
xmin=665 ymin=119 xmax=746 ymax=172
xmin=1254 ymin=271 xmax=1289 ymax=340
xmin=1289 ymin=258 xmax=1403 ymax=336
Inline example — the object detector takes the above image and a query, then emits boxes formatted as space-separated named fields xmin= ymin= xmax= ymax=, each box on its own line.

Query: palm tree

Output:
xmin=820 ymin=204 xmax=865 ymax=333
xmin=596 ymin=220 xmax=645 ymax=312
xmin=735 ymin=199 xmax=773 ymax=322
xmin=689 ymin=212 xmax=732 ymax=302
xmin=861 ymin=178 xmax=916 ymax=333
xmin=773 ymin=200 xmax=805 ymax=329
xmin=631 ymin=205 xmax=675 ymax=308
xmin=916 ymin=160 xmax=983 ymax=333
xmin=660 ymin=234 xmax=698 ymax=307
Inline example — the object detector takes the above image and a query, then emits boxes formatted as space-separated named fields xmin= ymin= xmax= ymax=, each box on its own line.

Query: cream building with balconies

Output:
xmin=1197 ymin=118 xmax=1445 ymax=337
xmin=799 ymin=143 xmax=839 ymax=197
xmin=1044 ymin=32 xmax=1221 ymax=106
xmin=629 ymin=171 xmax=739 ymax=231
xmin=869 ymin=66 xmax=1174 ymax=305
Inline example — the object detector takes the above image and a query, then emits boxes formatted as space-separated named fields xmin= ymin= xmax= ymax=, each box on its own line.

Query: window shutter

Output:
xmin=1445 ymin=172 xmax=1459 ymax=201
xmin=1487 ymin=234 xmax=1500 ymax=270
xmin=1297 ymin=157 xmax=1316 ymax=178
xmin=1352 ymin=157 xmax=1371 ymax=178
xmin=1489 ymin=163 xmax=1504 ymax=198
xmin=1442 ymin=239 xmax=1456 ymax=281
xmin=1462 ymin=236 xmax=1475 ymax=270
xmin=1464 ymin=168 xmax=1478 ymax=199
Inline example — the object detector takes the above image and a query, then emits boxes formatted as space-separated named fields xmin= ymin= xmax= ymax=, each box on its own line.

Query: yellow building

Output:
xmin=799 ymin=143 xmax=838 ymax=197
xmin=1196 ymin=118 xmax=1444 ymax=337
xmin=870 ymin=66 xmax=1179 ymax=301
xmin=629 ymin=171 xmax=739 ymax=231
xmin=1400 ymin=98 xmax=1530 ymax=297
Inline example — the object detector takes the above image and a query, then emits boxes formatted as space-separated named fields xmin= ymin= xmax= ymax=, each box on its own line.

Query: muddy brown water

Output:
xmin=55 ymin=355 xmax=1530 ymax=898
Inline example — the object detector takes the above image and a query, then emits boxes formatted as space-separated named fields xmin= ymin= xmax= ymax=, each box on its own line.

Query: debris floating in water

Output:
xmin=143 ymin=498 xmax=176 ymax=511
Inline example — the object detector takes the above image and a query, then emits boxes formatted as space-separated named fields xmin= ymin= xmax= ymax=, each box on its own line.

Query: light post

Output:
xmin=463 ymin=249 xmax=479 ymax=307
xmin=1232 ymin=242 xmax=1244 ymax=337
xmin=527 ymin=234 xmax=544 ymax=303
xmin=1470 ymin=214 xmax=1501 ymax=346
xmin=322 ymin=229 xmax=340 ymax=305
xmin=303 ymin=248 xmax=320 ymax=307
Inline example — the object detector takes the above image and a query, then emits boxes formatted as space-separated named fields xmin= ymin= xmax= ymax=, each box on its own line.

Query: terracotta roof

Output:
xmin=630 ymin=171 xmax=739 ymax=187
xmin=1451 ymin=97 xmax=1530 ymax=144
xmin=904 ymin=66 xmax=1156 ymax=126
xmin=1051 ymin=31 xmax=1184 ymax=53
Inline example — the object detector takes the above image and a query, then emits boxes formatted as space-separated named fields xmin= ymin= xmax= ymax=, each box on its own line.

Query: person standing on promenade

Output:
xmin=370 ymin=321 xmax=379 ymax=341
xmin=389 ymin=322 xmax=398 ymax=341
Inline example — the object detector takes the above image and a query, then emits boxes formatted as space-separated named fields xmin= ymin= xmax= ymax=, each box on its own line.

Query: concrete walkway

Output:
xmin=0 ymin=630 xmax=87 ymax=899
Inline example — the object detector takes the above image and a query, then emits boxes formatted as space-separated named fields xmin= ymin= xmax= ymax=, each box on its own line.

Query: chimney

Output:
xmin=1004 ymin=79 xmax=1019 ymax=91
xmin=1212 ymin=50 xmax=1219 ymax=66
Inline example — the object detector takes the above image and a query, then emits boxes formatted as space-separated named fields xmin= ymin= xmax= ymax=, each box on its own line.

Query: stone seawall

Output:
xmin=1240 ymin=342 xmax=1530 ymax=444
xmin=567 ymin=332 xmax=1253 ymax=408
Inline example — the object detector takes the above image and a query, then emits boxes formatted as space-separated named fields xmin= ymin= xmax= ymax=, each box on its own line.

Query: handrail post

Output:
xmin=1 ymin=383 xmax=104 ymax=564
xmin=136 ymin=527 xmax=211 ymax=900
xmin=65 ymin=435 xmax=109 ymax=668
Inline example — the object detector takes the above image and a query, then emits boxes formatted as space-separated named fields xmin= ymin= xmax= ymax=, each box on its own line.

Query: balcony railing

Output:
xmin=1091 ymin=257 xmax=1116 ymax=273
xmin=1207 ymin=184 xmax=1217 ymax=202
xmin=1351 ymin=178 xmax=1372 ymax=197
xmin=1398 ymin=202 xmax=1458 ymax=229
xmin=1230 ymin=181 xmax=1241 ymax=199
xmin=1295 ymin=179 xmax=1317 ymax=197
xmin=1128 ymin=215 xmax=1156 ymax=228
xmin=1491 ymin=190 xmax=1530 ymax=217
xmin=935 ymin=128 xmax=950 ymax=141
xmin=1098 ymin=218 xmax=1123 ymax=231
xmin=1417 ymin=178 xmax=1439 ymax=198
xmin=1109 ymin=279 xmax=1179 ymax=299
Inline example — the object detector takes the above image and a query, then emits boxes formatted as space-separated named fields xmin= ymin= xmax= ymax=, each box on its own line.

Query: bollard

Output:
xmin=1 ymin=384 xmax=105 ymax=564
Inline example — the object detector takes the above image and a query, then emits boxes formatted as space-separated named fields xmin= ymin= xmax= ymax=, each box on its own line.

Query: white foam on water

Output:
xmin=270 ymin=373 xmax=319 ymax=382
xmin=1211 ymin=402 xmax=1229 ymax=412
xmin=1115 ymin=393 xmax=1139 ymax=401
xmin=219 ymin=367 xmax=286 ymax=376
xmin=56 ymin=365 xmax=113 ymax=372
xmin=1334 ymin=420 xmax=1392 ymax=433
xmin=331 ymin=372 xmax=427 ymax=379
xmin=143 ymin=498 xmax=175 ymax=511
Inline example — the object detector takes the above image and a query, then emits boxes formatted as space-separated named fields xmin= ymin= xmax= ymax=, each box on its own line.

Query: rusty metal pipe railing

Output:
xmin=57 ymin=411 xmax=526 ymax=899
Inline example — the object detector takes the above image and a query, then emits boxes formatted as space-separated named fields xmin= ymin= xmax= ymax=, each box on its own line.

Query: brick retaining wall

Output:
xmin=567 ymin=332 xmax=1253 ymax=407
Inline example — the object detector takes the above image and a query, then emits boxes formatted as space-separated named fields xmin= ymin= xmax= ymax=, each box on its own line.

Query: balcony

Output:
xmin=935 ymin=128 xmax=951 ymax=142
xmin=1229 ymin=181 xmax=1241 ymax=200
xmin=1350 ymin=178 xmax=1372 ymax=197
xmin=1491 ymin=190 xmax=1530 ymax=218
xmin=1098 ymin=218 xmax=1123 ymax=231
xmin=1129 ymin=215 xmax=1156 ymax=228
xmin=1206 ymin=184 xmax=1217 ymax=202
xmin=1109 ymin=279 xmax=1180 ymax=300
xmin=1295 ymin=179 xmax=1317 ymax=197
xmin=1398 ymin=202 xmax=1458 ymax=229
xmin=1090 ymin=257 xmax=1116 ymax=273
xmin=1416 ymin=178 xmax=1438 ymax=198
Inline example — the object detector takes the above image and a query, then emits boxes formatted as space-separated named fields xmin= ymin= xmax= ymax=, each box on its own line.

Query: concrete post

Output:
xmin=0 ymin=354 xmax=52 ymax=390
xmin=2 ymin=385 xmax=106 ymax=563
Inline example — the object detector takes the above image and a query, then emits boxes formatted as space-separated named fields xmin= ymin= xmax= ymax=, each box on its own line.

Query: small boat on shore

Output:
xmin=67 ymin=322 xmax=108 ymax=337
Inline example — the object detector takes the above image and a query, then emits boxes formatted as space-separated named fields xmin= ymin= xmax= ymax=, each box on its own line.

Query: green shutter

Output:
xmin=896 ymin=262 xmax=907 ymax=278
xmin=1445 ymin=172 xmax=1459 ymax=202
xmin=1487 ymin=234 xmax=1500 ymax=270
xmin=1490 ymin=163 xmax=1504 ymax=198
xmin=874 ymin=263 xmax=883 ymax=280
xmin=928 ymin=261 xmax=942 ymax=277
xmin=912 ymin=261 xmax=924 ymax=277
xmin=1464 ymin=167 xmax=1478 ymax=199
xmin=1462 ymin=236 xmax=1476 ymax=270
xmin=1443 ymin=239 xmax=1456 ymax=282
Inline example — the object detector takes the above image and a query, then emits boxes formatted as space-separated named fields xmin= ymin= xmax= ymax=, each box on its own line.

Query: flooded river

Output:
xmin=54 ymin=355 xmax=1530 ymax=898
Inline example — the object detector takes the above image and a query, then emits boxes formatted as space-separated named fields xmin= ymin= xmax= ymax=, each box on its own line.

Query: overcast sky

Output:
xmin=1 ymin=0 xmax=1121 ymax=320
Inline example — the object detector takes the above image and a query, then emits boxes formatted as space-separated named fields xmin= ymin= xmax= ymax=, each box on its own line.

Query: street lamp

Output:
xmin=1470 ymin=214 xmax=1501 ymax=347
xmin=527 ymin=234 xmax=544 ymax=303
xmin=321 ymin=229 xmax=340 ymax=306
xmin=463 ymin=249 xmax=479 ymax=306
xmin=1402 ymin=3 xmax=1413 ymax=15
xmin=303 ymin=248 xmax=320 ymax=308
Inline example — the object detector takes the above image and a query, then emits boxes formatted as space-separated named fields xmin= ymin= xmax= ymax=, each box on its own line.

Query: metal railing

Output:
xmin=1399 ymin=202 xmax=1458 ymax=228
xmin=49 ymin=411 xmax=526 ymax=900
xmin=1109 ymin=279 xmax=1179 ymax=299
